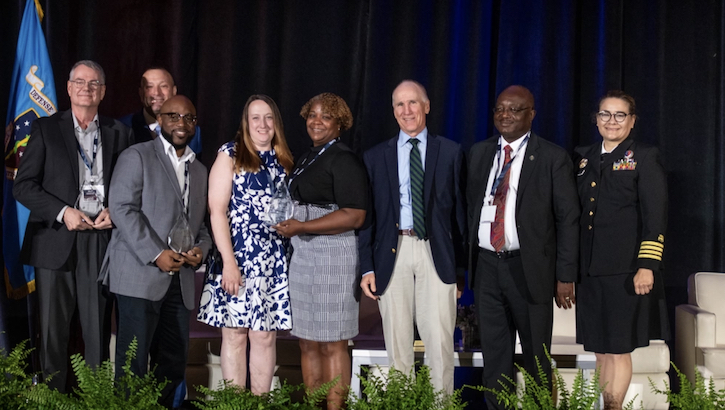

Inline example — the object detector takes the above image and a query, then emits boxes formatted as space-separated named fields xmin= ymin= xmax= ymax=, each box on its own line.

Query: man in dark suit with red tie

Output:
xmin=467 ymin=85 xmax=579 ymax=409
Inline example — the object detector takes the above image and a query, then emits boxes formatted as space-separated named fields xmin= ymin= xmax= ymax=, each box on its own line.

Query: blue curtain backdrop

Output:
xmin=0 ymin=0 xmax=723 ymax=374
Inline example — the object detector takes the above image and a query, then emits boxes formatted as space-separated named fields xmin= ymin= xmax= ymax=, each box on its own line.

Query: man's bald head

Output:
xmin=493 ymin=85 xmax=537 ymax=143
xmin=139 ymin=68 xmax=177 ymax=116
xmin=157 ymin=96 xmax=197 ymax=155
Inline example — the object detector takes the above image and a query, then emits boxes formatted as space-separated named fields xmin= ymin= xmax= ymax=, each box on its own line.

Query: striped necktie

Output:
xmin=408 ymin=138 xmax=426 ymax=238
xmin=490 ymin=145 xmax=512 ymax=251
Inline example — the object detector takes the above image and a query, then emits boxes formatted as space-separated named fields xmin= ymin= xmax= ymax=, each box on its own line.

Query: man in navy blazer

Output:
xmin=467 ymin=86 xmax=579 ymax=409
xmin=359 ymin=80 xmax=466 ymax=394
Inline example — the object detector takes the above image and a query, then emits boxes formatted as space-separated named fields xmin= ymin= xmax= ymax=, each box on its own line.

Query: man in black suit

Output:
xmin=119 ymin=67 xmax=202 ymax=156
xmin=14 ymin=60 xmax=134 ymax=391
xmin=359 ymin=80 xmax=466 ymax=394
xmin=467 ymin=85 xmax=579 ymax=409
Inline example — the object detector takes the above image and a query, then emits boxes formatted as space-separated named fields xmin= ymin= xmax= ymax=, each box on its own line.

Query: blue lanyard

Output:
xmin=288 ymin=138 xmax=338 ymax=185
xmin=489 ymin=136 xmax=529 ymax=197
xmin=77 ymin=131 xmax=99 ymax=172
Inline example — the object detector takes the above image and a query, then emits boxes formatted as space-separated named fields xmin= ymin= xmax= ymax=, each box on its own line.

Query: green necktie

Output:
xmin=408 ymin=138 xmax=426 ymax=238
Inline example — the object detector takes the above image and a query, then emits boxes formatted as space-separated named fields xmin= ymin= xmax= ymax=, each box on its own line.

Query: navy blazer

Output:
xmin=467 ymin=133 xmax=580 ymax=304
xmin=358 ymin=133 xmax=467 ymax=296
xmin=14 ymin=110 xmax=134 ymax=270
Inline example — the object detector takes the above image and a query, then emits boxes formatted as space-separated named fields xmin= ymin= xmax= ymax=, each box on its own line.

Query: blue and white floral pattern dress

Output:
xmin=197 ymin=142 xmax=291 ymax=331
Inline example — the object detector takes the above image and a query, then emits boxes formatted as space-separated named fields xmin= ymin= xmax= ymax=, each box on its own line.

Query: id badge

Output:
xmin=480 ymin=205 xmax=497 ymax=223
xmin=76 ymin=177 xmax=105 ymax=218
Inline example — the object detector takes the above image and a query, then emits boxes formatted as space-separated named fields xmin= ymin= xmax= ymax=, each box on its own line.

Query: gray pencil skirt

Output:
xmin=289 ymin=203 xmax=359 ymax=342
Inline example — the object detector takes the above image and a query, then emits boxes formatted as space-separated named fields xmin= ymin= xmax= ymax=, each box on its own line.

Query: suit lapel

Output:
xmin=60 ymin=110 xmax=80 ymax=190
xmin=471 ymin=140 xmax=497 ymax=244
xmin=424 ymin=134 xmax=440 ymax=209
xmin=384 ymin=137 xmax=401 ymax=221
xmin=475 ymin=140 xmax=497 ymax=209
xmin=516 ymin=133 xmax=539 ymax=213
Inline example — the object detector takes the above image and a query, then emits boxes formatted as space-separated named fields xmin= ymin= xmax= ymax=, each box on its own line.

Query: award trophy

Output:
xmin=264 ymin=180 xmax=294 ymax=226
xmin=75 ymin=177 xmax=104 ymax=219
xmin=168 ymin=213 xmax=194 ymax=254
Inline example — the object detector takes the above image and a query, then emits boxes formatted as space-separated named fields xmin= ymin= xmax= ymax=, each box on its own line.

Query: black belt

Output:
xmin=480 ymin=247 xmax=521 ymax=259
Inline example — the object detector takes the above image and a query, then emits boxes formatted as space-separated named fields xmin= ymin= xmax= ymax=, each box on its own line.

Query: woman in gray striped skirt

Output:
xmin=275 ymin=93 xmax=368 ymax=410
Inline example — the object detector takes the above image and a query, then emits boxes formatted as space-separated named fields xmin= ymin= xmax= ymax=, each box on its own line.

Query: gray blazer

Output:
xmin=100 ymin=137 xmax=211 ymax=310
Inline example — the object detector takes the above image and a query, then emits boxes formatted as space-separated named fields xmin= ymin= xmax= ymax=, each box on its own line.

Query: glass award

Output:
xmin=75 ymin=176 xmax=104 ymax=219
xmin=167 ymin=213 xmax=194 ymax=253
xmin=263 ymin=179 xmax=294 ymax=226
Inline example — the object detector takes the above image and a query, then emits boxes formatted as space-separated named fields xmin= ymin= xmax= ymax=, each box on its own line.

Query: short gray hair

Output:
xmin=69 ymin=60 xmax=106 ymax=84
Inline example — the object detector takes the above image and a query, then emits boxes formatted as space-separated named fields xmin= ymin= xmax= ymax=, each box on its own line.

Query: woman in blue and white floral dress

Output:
xmin=198 ymin=95 xmax=294 ymax=394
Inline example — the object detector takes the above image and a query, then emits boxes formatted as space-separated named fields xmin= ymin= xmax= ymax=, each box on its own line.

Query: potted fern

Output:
xmin=194 ymin=378 xmax=336 ymax=409
xmin=23 ymin=338 xmax=167 ymax=409
xmin=474 ymin=352 xmax=638 ymax=410
xmin=346 ymin=365 xmax=466 ymax=410
xmin=0 ymin=340 xmax=39 ymax=409
xmin=650 ymin=364 xmax=725 ymax=409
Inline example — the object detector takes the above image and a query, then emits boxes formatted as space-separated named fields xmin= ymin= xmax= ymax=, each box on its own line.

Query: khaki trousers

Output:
xmin=378 ymin=235 xmax=456 ymax=394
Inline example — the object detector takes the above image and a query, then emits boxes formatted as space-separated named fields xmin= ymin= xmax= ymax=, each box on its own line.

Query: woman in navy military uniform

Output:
xmin=574 ymin=90 xmax=669 ymax=410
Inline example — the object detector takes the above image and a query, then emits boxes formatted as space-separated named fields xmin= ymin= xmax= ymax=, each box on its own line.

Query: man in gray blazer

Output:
xmin=101 ymin=95 xmax=211 ymax=408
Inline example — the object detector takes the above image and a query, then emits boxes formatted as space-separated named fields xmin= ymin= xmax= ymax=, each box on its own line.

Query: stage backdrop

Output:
xmin=1 ymin=0 xmax=723 ymax=295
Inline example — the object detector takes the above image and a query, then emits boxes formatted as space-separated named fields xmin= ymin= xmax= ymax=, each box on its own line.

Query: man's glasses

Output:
xmin=493 ymin=106 xmax=531 ymax=116
xmin=597 ymin=111 xmax=631 ymax=123
xmin=69 ymin=79 xmax=104 ymax=90
xmin=160 ymin=112 xmax=198 ymax=125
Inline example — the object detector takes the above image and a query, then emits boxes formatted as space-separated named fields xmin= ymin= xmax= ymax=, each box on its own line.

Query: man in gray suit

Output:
xmin=101 ymin=95 xmax=211 ymax=408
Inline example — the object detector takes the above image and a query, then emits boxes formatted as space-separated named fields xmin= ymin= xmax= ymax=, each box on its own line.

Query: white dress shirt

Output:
xmin=478 ymin=132 xmax=530 ymax=251
xmin=158 ymin=135 xmax=196 ymax=208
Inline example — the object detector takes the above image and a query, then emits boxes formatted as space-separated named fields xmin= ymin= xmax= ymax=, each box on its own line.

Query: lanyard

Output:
xmin=489 ymin=135 xmax=529 ymax=197
xmin=77 ymin=131 xmax=99 ymax=172
xmin=288 ymin=138 xmax=337 ymax=185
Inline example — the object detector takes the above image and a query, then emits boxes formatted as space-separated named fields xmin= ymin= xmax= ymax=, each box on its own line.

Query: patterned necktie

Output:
xmin=408 ymin=138 xmax=426 ymax=238
xmin=490 ymin=145 xmax=513 ymax=251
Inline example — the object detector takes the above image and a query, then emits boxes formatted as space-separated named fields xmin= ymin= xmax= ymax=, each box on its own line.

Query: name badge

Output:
xmin=76 ymin=176 xmax=105 ymax=219
xmin=480 ymin=205 xmax=497 ymax=223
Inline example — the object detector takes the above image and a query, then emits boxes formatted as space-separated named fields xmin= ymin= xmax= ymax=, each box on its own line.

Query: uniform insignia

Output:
xmin=613 ymin=157 xmax=637 ymax=170
xmin=579 ymin=158 xmax=588 ymax=169
xmin=529 ymin=155 xmax=535 ymax=161
xmin=658 ymin=234 xmax=665 ymax=243
xmin=639 ymin=240 xmax=664 ymax=261
xmin=625 ymin=150 xmax=634 ymax=159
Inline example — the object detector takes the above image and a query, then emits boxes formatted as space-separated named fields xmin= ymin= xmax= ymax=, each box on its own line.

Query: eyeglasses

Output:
xmin=597 ymin=111 xmax=631 ymax=123
xmin=493 ymin=106 xmax=531 ymax=116
xmin=160 ymin=112 xmax=198 ymax=125
xmin=69 ymin=79 xmax=104 ymax=90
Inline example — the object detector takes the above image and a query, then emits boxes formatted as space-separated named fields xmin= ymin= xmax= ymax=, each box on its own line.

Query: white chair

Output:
xmin=675 ymin=272 xmax=725 ymax=390
xmin=550 ymin=305 xmax=670 ymax=409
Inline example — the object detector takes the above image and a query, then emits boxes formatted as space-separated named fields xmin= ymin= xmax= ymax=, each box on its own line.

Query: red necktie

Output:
xmin=490 ymin=145 xmax=513 ymax=252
